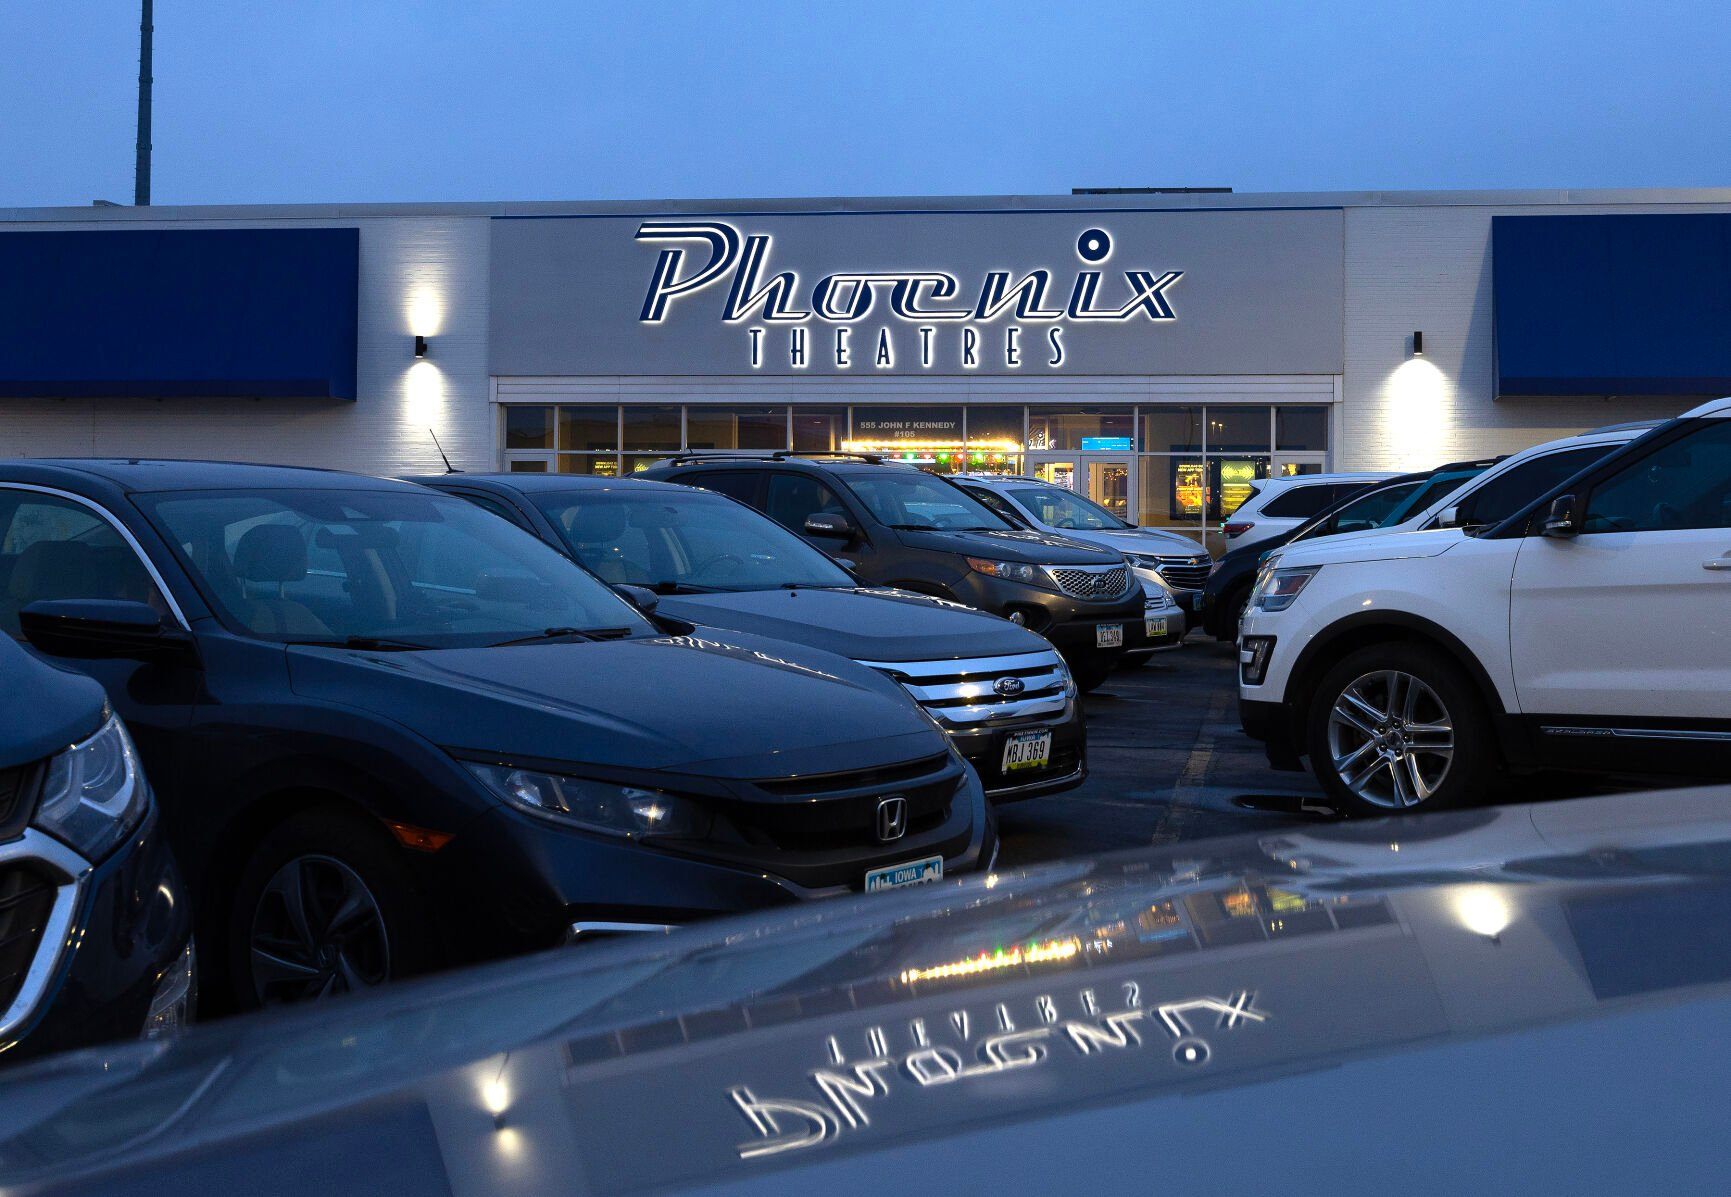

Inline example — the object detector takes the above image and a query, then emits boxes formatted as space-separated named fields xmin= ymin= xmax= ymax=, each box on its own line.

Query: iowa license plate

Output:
xmin=865 ymin=856 xmax=943 ymax=893
xmin=1096 ymin=623 xmax=1124 ymax=648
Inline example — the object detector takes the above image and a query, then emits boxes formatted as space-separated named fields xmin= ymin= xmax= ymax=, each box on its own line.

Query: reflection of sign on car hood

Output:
xmin=647 ymin=633 xmax=844 ymax=682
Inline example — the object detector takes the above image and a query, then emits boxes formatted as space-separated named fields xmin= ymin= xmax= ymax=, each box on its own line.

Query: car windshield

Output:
xmin=532 ymin=487 xmax=856 ymax=592
xmin=1383 ymin=466 xmax=1491 ymax=525
xmin=138 ymin=488 xmax=653 ymax=648
xmin=1006 ymin=484 xmax=1130 ymax=530
xmin=1292 ymin=481 xmax=1425 ymax=542
xmin=845 ymin=472 xmax=1014 ymax=531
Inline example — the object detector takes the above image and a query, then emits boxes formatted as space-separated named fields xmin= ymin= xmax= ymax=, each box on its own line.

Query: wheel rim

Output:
xmin=250 ymin=854 xmax=390 ymax=1005
xmin=1325 ymin=669 xmax=1456 ymax=809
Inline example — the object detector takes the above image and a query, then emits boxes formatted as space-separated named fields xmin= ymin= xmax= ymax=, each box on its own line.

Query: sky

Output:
xmin=2 ymin=0 xmax=1729 ymax=208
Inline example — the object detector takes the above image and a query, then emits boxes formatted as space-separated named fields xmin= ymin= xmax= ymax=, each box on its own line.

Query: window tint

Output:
xmin=1583 ymin=421 xmax=1731 ymax=534
xmin=455 ymin=492 xmax=530 ymax=530
xmin=1297 ymin=482 xmax=1424 ymax=541
xmin=961 ymin=486 xmax=1023 ymax=524
xmin=1452 ymin=446 xmax=1615 ymax=529
xmin=764 ymin=474 xmax=847 ymax=533
xmin=845 ymin=473 xmax=1012 ymax=531
xmin=1386 ymin=468 xmax=1490 ymax=525
xmin=0 ymin=492 xmax=167 ymax=637
xmin=683 ymin=472 xmax=760 ymax=505
xmin=1261 ymin=482 xmax=1348 ymax=519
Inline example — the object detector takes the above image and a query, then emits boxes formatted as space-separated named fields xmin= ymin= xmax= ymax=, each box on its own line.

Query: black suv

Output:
xmin=409 ymin=473 xmax=1087 ymax=802
xmin=0 ymin=635 xmax=192 ymax=1061
xmin=0 ymin=460 xmax=993 ymax=1012
xmin=640 ymin=454 xmax=1146 ymax=690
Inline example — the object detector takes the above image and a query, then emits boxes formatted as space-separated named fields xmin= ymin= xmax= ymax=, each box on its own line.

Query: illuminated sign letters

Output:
xmin=635 ymin=223 xmax=1182 ymax=371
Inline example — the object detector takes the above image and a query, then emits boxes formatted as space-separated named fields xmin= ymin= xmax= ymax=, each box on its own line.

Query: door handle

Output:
xmin=1705 ymin=559 xmax=1731 ymax=571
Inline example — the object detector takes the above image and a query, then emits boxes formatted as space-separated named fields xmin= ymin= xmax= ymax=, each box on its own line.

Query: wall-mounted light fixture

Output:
xmin=414 ymin=335 xmax=429 ymax=358
xmin=1411 ymin=330 xmax=1424 ymax=357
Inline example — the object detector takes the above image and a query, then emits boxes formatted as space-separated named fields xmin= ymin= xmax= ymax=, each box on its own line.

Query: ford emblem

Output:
xmin=994 ymin=676 xmax=1027 ymax=698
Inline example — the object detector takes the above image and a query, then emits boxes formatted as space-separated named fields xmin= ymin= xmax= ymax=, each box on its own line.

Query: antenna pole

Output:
xmin=429 ymin=429 xmax=459 ymax=474
xmin=134 ymin=0 xmax=153 ymax=206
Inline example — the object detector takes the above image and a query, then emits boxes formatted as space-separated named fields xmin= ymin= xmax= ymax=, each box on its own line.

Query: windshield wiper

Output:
xmin=885 ymin=523 xmax=940 ymax=531
xmin=646 ymin=581 xmax=724 ymax=595
xmin=287 ymin=635 xmax=435 ymax=651
xmin=489 ymin=626 xmax=637 ymax=647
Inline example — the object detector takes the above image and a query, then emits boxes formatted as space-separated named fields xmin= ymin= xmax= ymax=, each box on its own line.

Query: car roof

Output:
xmin=405 ymin=472 xmax=690 ymax=495
xmin=0 ymin=458 xmax=420 ymax=494
xmin=648 ymin=455 xmax=926 ymax=476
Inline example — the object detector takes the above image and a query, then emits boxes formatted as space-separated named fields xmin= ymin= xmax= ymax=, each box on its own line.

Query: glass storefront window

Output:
xmin=625 ymin=454 xmax=675 ymax=475
xmin=558 ymin=406 xmax=619 ymax=453
xmin=685 ymin=406 xmax=788 ymax=451
xmin=792 ymin=407 xmax=847 ymax=453
xmin=1137 ymin=457 xmax=1206 ymax=534
xmin=622 ymin=406 xmax=682 ymax=451
xmin=1139 ymin=406 xmax=1203 ymax=453
xmin=508 ymin=459 xmax=548 ymax=473
xmin=1204 ymin=406 xmax=1272 ymax=453
xmin=557 ymin=454 xmax=620 ymax=477
xmin=1276 ymin=406 xmax=1330 ymax=451
xmin=1027 ymin=407 xmax=1135 ymax=452
xmin=504 ymin=405 xmax=553 ymax=450
xmin=1211 ymin=455 xmax=1271 ymax=520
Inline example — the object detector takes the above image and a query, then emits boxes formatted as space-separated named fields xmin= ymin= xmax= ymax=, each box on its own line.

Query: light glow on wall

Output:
xmin=1383 ymin=356 xmax=1450 ymax=471
xmin=405 ymin=359 xmax=447 ymax=426
xmin=407 ymin=289 xmax=446 ymax=337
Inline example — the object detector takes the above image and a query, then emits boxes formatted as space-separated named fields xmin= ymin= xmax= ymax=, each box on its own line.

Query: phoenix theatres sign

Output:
xmin=486 ymin=207 xmax=1347 ymax=377
xmin=634 ymin=222 xmax=1181 ymax=371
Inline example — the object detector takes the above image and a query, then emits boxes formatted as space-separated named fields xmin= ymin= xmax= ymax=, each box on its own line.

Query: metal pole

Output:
xmin=134 ymin=0 xmax=153 ymax=205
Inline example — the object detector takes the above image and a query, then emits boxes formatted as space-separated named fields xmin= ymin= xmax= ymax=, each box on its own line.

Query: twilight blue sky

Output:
xmin=2 ymin=0 xmax=1729 ymax=208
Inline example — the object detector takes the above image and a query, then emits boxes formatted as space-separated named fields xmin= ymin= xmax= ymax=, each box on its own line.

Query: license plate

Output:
xmin=866 ymin=856 xmax=944 ymax=893
xmin=1145 ymin=617 xmax=1169 ymax=638
xmin=1096 ymin=623 xmax=1124 ymax=648
xmin=1002 ymin=728 xmax=1053 ymax=773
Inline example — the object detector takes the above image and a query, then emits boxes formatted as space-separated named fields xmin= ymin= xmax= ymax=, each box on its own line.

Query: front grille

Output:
xmin=0 ymin=863 xmax=57 ymax=1015
xmin=729 ymin=754 xmax=964 ymax=851
xmin=1046 ymin=565 xmax=1133 ymax=599
xmin=861 ymin=650 xmax=1070 ymax=728
xmin=0 ymin=762 xmax=43 ymax=838
xmin=1153 ymin=555 xmax=1212 ymax=592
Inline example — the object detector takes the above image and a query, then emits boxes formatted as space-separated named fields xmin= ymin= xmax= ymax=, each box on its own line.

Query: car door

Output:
xmin=0 ymin=485 xmax=199 ymax=791
xmin=1510 ymin=417 xmax=1731 ymax=726
xmin=760 ymin=471 xmax=880 ymax=574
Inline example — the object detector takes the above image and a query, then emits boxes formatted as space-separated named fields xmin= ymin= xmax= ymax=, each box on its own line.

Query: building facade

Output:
xmin=4 ymin=188 xmax=1730 ymax=548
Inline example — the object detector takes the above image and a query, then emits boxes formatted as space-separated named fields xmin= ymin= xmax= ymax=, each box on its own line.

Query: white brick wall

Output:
xmin=0 ymin=215 xmax=494 ymax=476
xmin=1340 ymin=201 xmax=1731 ymax=471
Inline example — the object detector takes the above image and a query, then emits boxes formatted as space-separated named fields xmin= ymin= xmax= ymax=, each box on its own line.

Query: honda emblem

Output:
xmin=876 ymin=796 xmax=908 ymax=842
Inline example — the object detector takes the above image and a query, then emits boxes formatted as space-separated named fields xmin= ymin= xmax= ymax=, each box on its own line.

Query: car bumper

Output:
xmin=1125 ymin=605 xmax=1187 ymax=656
xmin=950 ymin=576 xmax=1146 ymax=656
xmin=2 ymin=807 xmax=192 ymax=1064
xmin=425 ymin=768 xmax=998 ymax=958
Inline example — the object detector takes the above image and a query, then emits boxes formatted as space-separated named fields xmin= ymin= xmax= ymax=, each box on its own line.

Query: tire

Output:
xmin=1069 ymin=654 xmax=1116 ymax=693
xmin=226 ymin=809 xmax=439 ymax=1010
xmin=1216 ymin=583 xmax=1252 ymax=642
xmin=1304 ymin=643 xmax=1496 ymax=817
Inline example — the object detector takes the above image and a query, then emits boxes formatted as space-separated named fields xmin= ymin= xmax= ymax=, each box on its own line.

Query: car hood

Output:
xmin=1049 ymin=526 xmax=1205 ymax=557
xmin=11 ymin=787 xmax=1731 ymax=1194
xmin=893 ymin=527 xmax=1121 ymax=564
xmin=654 ymin=587 xmax=1050 ymax=663
xmin=1261 ymin=525 xmax=1465 ymax=570
xmin=284 ymin=631 xmax=943 ymax=780
xmin=0 ymin=636 xmax=105 ymax=770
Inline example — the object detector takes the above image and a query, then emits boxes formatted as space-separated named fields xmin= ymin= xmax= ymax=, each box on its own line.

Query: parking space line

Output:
xmin=1150 ymin=690 xmax=1232 ymax=845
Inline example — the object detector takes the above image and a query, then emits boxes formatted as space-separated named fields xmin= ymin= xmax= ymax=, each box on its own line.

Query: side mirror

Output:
xmin=613 ymin=584 xmax=661 ymax=614
xmin=1437 ymin=505 xmax=1464 ymax=529
xmin=20 ymin=600 xmax=192 ymax=662
xmin=804 ymin=512 xmax=854 ymax=540
xmin=1542 ymin=494 xmax=1579 ymax=538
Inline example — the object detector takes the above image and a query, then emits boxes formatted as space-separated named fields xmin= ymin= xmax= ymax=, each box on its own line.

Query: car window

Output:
xmin=961 ymin=486 xmax=1025 ymax=524
xmin=1005 ymin=484 xmax=1128 ymax=530
xmin=1261 ymin=483 xmax=1351 ymax=519
xmin=1451 ymin=446 xmax=1616 ymax=530
xmin=1385 ymin=468 xmax=1489 ymax=525
xmin=455 ymin=492 xmax=531 ymax=530
xmin=535 ymin=489 xmax=855 ymax=590
xmin=0 ymin=491 xmax=168 ymax=637
xmin=764 ymin=474 xmax=848 ymax=534
xmin=683 ymin=471 xmax=760 ymax=505
xmin=138 ymin=488 xmax=650 ymax=646
xmin=1296 ymin=481 xmax=1424 ymax=541
xmin=844 ymin=473 xmax=1013 ymax=531
xmin=1582 ymin=421 xmax=1731 ymax=534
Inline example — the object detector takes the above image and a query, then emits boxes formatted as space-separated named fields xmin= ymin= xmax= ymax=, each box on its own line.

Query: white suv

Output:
xmin=1221 ymin=473 xmax=1394 ymax=552
xmin=1238 ymin=398 xmax=1731 ymax=816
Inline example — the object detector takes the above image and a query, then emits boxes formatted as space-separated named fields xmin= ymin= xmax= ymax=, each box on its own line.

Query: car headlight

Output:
xmin=1247 ymin=565 xmax=1321 ymax=613
xmin=35 ymin=710 xmax=150 ymax=861
xmin=464 ymin=762 xmax=709 ymax=839
xmin=1124 ymin=553 xmax=1160 ymax=569
xmin=965 ymin=557 xmax=1044 ymax=586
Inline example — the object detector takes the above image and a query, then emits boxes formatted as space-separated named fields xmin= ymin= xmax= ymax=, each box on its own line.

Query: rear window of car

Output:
xmin=1260 ymin=483 xmax=1354 ymax=519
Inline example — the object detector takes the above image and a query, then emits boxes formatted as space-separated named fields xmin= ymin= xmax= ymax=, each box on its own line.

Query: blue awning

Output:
xmin=0 ymin=227 xmax=359 ymax=400
xmin=1493 ymin=213 xmax=1731 ymax=397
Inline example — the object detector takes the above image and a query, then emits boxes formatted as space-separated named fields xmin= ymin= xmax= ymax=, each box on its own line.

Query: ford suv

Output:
xmin=1238 ymin=398 xmax=1731 ymax=815
xmin=640 ymin=454 xmax=1147 ymax=690
xmin=410 ymin=472 xmax=1086 ymax=801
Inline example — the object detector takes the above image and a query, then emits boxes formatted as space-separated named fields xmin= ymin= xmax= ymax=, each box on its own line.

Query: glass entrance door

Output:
xmin=1026 ymin=455 xmax=1136 ymax=523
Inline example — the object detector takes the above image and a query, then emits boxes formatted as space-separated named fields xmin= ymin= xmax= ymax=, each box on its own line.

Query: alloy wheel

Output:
xmin=249 ymin=854 xmax=391 ymax=1005
xmin=1325 ymin=669 xmax=1456 ymax=809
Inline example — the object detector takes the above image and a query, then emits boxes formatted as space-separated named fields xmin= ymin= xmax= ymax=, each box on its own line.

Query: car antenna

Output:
xmin=429 ymin=429 xmax=461 ymax=474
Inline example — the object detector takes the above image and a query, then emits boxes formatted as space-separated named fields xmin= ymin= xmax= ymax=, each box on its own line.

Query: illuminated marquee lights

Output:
xmin=633 ymin=223 xmax=1183 ymax=371
xmin=896 ymin=937 xmax=1082 ymax=986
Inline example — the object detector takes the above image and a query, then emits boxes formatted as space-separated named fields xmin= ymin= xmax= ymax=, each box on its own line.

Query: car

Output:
xmin=1216 ymin=471 xmax=1394 ymax=552
xmin=1119 ymin=577 xmax=1186 ymax=666
xmin=407 ymin=472 xmax=1086 ymax=803
xmin=1199 ymin=460 xmax=1500 ymax=640
xmin=7 ymin=786 xmax=1731 ymax=1194
xmin=949 ymin=473 xmax=1214 ymax=613
xmin=0 ymin=634 xmax=192 ymax=1062
xmin=639 ymin=454 xmax=1147 ymax=691
xmin=0 ymin=460 xmax=995 ymax=1012
xmin=1238 ymin=397 xmax=1731 ymax=816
